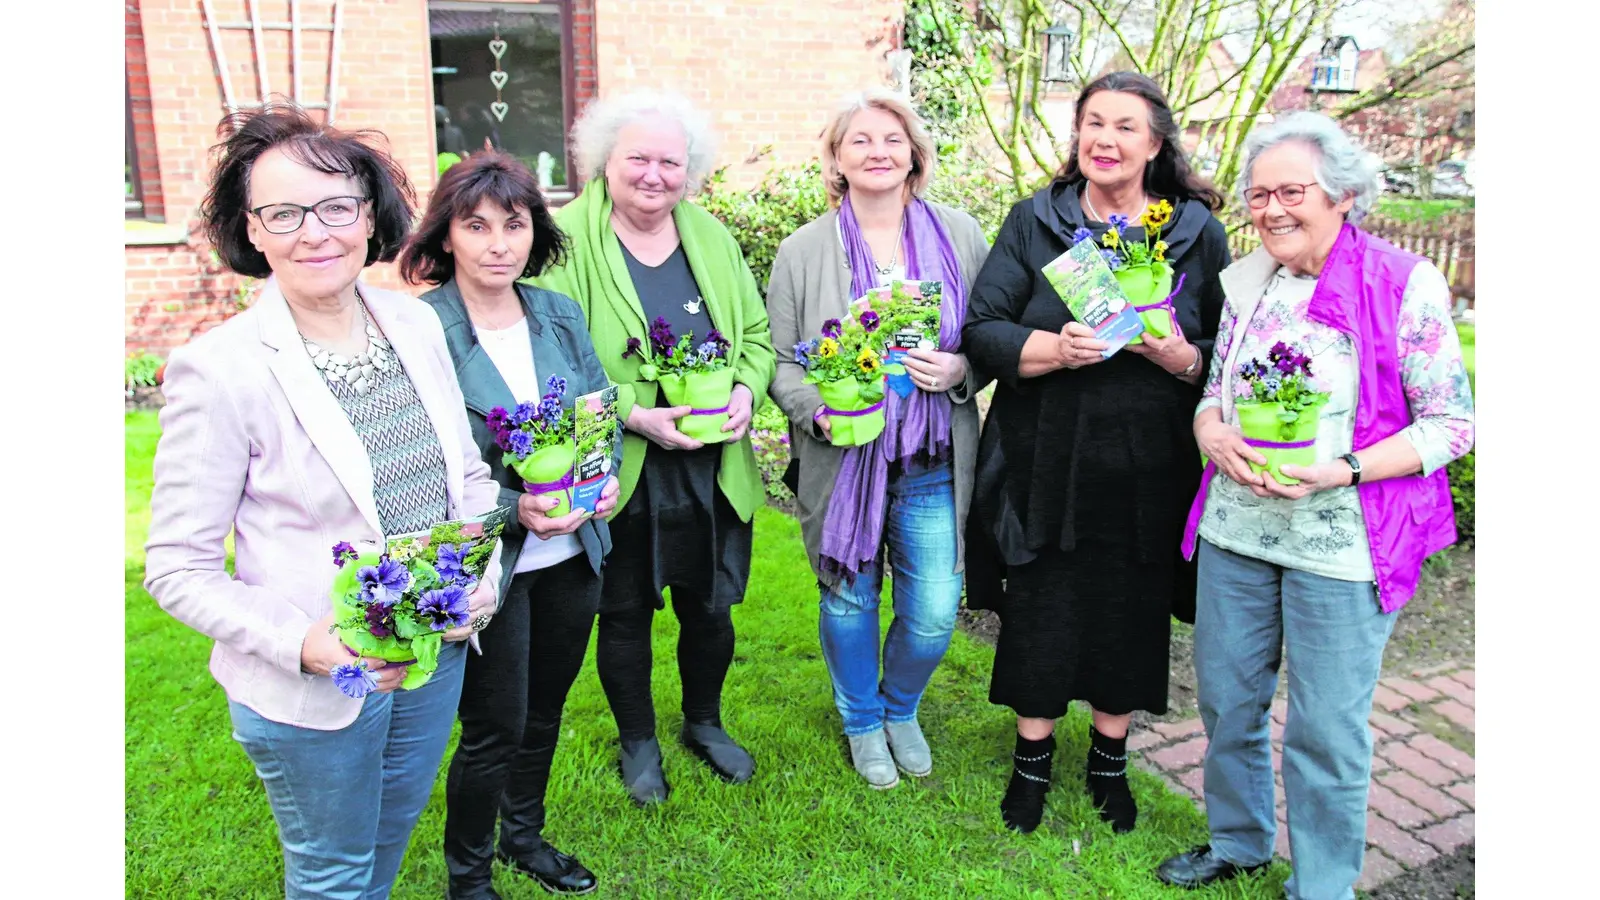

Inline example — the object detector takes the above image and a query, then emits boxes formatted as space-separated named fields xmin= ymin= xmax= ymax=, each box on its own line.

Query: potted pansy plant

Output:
xmin=489 ymin=375 xmax=579 ymax=517
xmin=1235 ymin=341 xmax=1331 ymax=485
xmin=1074 ymin=199 xmax=1181 ymax=344
xmin=623 ymin=317 xmax=736 ymax=444
xmin=793 ymin=305 xmax=903 ymax=447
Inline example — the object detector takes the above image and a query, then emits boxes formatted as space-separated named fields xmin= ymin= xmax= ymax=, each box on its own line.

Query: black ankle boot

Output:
xmin=681 ymin=721 xmax=755 ymax=784
xmin=618 ymin=736 xmax=671 ymax=807
xmin=1086 ymin=726 xmax=1137 ymax=833
xmin=1000 ymin=733 xmax=1055 ymax=834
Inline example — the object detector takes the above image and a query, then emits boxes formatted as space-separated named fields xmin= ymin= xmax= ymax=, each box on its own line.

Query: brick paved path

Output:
xmin=1131 ymin=662 xmax=1474 ymax=892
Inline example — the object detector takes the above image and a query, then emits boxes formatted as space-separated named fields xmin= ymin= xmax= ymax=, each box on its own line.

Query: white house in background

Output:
xmin=1309 ymin=36 xmax=1361 ymax=94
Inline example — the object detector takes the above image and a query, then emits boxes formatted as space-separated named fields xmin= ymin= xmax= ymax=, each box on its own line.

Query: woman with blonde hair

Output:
xmin=765 ymin=88 xmax=989 ymax=789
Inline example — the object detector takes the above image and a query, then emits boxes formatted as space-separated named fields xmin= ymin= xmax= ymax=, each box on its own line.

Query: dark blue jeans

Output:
xmin=818 ymin=462 xmax=962 ymax=736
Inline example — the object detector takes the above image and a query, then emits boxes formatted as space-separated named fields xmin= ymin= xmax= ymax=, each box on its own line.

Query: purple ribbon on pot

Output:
xmin=523 ymin=469 xmax=576 ymax=494
xmin=1243 ymin=437 xmax=1316 ymax=449
xmin=824 ymin=400 xmax=886 ymax=418
xmin=688 ymin=405 xmax=730 ymax=416
xmin=1133 ymin=271 xmax=1187 ymax=339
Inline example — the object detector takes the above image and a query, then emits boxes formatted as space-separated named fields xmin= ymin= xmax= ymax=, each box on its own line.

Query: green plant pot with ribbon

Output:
xmin=657 ymin=368 xmax=735 ymax=444
xmin=817 ymin=377 xmax=887 ymax=447
xmin=1115 ymin=263 xmax=1178 ymax=345
xmin=1236 ymin=400 xmax=1323 ymax=485
xmin=508 ymin=441 xmax=577 ymax=517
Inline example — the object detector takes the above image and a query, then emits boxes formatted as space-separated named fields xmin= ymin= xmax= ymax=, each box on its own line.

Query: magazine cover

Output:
xmin=384 ymin=504 xmax=515 ymax=586
xmin=571 ymin=385 xmax=620 ymax=514
xmin=1041 ymin=240 xmax=1146 ymax=356
xmin=865 ymin=279 xmax=942 ymax=398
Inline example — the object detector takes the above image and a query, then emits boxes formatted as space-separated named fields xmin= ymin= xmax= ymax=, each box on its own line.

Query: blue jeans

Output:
xmin=818 ymin=462 xmax=962 ymax=736
xmin=1194 ymin=540 xmax=1396 ymax=900
xmin=229 ymin=641 xmax=467 ymax=900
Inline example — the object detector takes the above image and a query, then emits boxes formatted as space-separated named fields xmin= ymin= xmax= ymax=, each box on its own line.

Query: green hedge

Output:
xmin=1448 ymin=451 xmax=1474 ymax=545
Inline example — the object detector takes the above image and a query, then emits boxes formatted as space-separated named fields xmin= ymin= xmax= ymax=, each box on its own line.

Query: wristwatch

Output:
xmin=1341 ymin=452 xmax=1363 ymax=486
xmin=1177 ymin=346 xmax=1203 ymax=378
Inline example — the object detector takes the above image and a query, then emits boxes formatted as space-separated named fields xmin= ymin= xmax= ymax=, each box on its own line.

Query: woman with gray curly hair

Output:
xmin=1156 ymin=112 xmax=1473 ymax=897
xmin=533 ymin=90 xmax=776 ymax=807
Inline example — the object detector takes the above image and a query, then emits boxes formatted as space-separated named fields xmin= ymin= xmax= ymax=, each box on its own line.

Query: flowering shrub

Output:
xmin=751 ymin=400 xmax=794 ymax=502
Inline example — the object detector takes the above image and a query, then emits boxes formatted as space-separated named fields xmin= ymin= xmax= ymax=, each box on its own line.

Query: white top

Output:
xmin=476 ymin=317 xmax=583 ymax=572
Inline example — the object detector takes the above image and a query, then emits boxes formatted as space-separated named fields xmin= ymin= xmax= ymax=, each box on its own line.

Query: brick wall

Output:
xmin=126 ymin=0 xmax=900 ymax=354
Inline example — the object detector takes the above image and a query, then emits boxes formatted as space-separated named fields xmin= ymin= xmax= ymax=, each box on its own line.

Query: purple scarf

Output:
xmin=819 ymin=195 xmax=967 ymax=579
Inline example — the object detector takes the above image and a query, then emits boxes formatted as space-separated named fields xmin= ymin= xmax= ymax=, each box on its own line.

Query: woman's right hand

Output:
xmin=626 ymin=404 xmax=705 ymax=451
xmin=518 ymin=492 xmax=589 ymax=538
xmin=1197 ymin=417 xmax=1271 ymax=493
xmin=1058 ymin=322 xmax=1110 ymax=369
xmin=813 ymin=405 xmax=833 ymax=441
xmin=300 ymin=612 xmax=409 ymax=692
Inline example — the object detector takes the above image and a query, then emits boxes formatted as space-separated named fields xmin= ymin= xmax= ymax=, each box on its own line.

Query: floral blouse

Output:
xmin=1196 ymin=261 xmax=1475 ymax=581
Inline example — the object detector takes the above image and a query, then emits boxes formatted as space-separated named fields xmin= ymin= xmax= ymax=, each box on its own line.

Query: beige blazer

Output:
xmin=143 ymin=277 xmax=503 ymax=731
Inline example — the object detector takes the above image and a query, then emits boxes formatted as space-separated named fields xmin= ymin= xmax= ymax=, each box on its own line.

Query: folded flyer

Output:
xmin=864 ymin=279 xmax=942 ymax=398
xmin=1042 ymin=241 xmax=1145 ymax=356
xmin=572 ymin=385 xmax=620 ymax=514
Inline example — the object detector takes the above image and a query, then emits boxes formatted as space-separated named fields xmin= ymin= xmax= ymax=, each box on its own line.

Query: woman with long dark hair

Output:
xmin=963 ymin=72 xmax=1230 ymax=835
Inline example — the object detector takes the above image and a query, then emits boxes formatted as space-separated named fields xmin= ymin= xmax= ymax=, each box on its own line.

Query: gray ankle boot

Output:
xmin=846 ymin=729 xmax=900 ymax=790
xmin=884 ymin=718 xmax=933 ymax=777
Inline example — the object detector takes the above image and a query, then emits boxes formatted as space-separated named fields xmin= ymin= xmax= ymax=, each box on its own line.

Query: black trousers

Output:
xmin=442 ymin=552 xmax=600 ymax=886
xmin=597 ymin=589 xmax=736 ymax=743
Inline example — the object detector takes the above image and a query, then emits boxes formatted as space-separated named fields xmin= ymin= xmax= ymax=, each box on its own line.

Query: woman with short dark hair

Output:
xmin=145 ymin=102 xmax=503 ymax=899
xmin=401 ymin=150 xmax=619 ymax=899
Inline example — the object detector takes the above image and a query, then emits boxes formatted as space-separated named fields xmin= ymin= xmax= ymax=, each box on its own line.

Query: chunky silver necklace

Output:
xmin=875 ymin=217 xmax=906 ymax=276
xmin=302 ymin=300 xmax=393 ymax=397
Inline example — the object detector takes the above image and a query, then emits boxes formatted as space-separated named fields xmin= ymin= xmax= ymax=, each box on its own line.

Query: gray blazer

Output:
xmin=421 ymin=280 xmax=617 ymax=599
xmin=765 ymin=202 xmax=991 ymax=589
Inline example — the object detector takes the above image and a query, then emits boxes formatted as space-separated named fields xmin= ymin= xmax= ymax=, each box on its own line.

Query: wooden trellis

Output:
xmin=200 ymin=0 xmax=346 ymax=123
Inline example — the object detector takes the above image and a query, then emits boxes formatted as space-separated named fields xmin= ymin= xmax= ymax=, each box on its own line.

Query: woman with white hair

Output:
xmin=765 ymin=89 xmax=989 ymax=789
xmin=533 ymin=91 xmax=775 ymax=807
xmin=1155 ymin=112 xmax=1473 ymax=896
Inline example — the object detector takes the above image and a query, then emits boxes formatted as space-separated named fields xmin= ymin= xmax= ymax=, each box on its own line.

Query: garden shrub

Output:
xmin=1448 ymin=450 xmax=1474 ymax=545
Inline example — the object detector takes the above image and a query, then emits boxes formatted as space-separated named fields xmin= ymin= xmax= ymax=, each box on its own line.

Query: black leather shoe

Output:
xmin=445 ymin=883 xmax=502 ymax=900
xmin=496 ymin=843 xmax=598 ymax=895
xmin=1156 ymin=845 xmax=1270 ymax=889
xmin=681 ymin=722 xmax=755 ymax=783
xmin=619 ymin=737 xmax=671 ymax=806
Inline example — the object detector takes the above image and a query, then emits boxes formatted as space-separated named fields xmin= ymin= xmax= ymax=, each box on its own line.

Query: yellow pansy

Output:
xmin=1101 ymin=229 xmax=1120 ymax=248
xmin=818 ymin=338 xmax=839 ymax=358
xmin=1143 ymin=199 xmax=1174 ymax=229
xmin=1153 ymin=240 xmax=1169 ymax=261
xmin=856 ymin=348 xmax=880 ymax=374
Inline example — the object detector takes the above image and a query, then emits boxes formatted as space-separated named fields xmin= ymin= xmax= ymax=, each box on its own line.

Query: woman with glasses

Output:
xmin=1155 ymin=112 xmax=1473 ymax=897
xmin=961 ymin=72 xmax=1230 ymax=836
xmin=144 ymin=102 xmax=503 ymax=899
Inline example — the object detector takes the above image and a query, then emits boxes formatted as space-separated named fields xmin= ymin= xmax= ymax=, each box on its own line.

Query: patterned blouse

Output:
xmin=315 ymin=339 xmax=450 ymax=538
xmin=1196 ymin=261 xmax=1474 ymax=581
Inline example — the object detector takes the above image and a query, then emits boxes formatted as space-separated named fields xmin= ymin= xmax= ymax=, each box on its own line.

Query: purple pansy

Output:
xmin=705 ymin=328 xmax=730 ymax=351
xmin=417 ymin=585 xmax=472 ymax=631
xmin=793 ymin=340 xmax=815 ymax=369
xmin=648 ymin=316 xmax=676 ymax=352
xmin=331 ymin=662 xmax=380 ymax=699
xmin=821 ymin=318 xmax=842 ymax=339
xmin=536 ymin=395 xmax=563 ymax=427
xmin=486 ymin=406 xmax=509 ymax=432
xmin=545 ymin=375 xmax=568 ymax=397
xmin=435 ymin=542 xmax=473 ymax=583
xmin=1108 ymin=213 xmax=1130 ymax=229
xmin=623 ymin=336 xmax=644 ymax=360
xmin=507 ymin=429 xmax=534 ymax=457
xmin=357 ymin=557 xmax=410 ymax=606
xmin=364 ymin=602 xmax=397 ymax=638
xmin=1071 ymin=226 xmax=1094 ymax=244
xmin=332 ymin=542 xmax=357 ymax=568
xmin=859 ymin=310 xmax=880 ymax=332
xmin=509 ymin=401 xmax=539 ymax=428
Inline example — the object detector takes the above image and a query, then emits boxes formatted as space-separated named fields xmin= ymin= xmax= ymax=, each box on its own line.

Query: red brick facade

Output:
xmin=124 ymin=0 xmax=902 ymax=354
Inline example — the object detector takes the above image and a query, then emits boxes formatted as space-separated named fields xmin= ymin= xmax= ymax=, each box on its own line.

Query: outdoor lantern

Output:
xmin=1042 ymin=23 xmax=1076 ymax=83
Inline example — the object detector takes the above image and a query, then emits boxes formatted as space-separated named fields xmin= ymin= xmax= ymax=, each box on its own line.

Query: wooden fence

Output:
xmin=1227 ymin=212 xmax=1475 ymax=310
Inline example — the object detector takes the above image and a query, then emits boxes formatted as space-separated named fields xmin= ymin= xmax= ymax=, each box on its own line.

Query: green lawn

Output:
xmin=1457 ymin=322 xmax=1475 ymax=387
xmin=126 ymin=410 xmax=1291 ymax=898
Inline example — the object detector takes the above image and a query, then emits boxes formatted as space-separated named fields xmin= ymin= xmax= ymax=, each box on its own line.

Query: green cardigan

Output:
xmin=530 ymin=178 xmax=776 ymax=522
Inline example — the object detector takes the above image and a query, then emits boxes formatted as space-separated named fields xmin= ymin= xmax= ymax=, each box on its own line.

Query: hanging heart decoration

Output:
xmin=491 ymin=101 xmax=509 ymax=122
xmin=489 ymin=39 xmax=508 ymax=60
xmin=490 ymin=70 xmax=508 ymax=90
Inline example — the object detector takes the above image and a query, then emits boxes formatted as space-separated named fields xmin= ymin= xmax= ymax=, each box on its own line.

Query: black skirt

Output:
xmin=599 ymin=443 xmax=753 ymax=616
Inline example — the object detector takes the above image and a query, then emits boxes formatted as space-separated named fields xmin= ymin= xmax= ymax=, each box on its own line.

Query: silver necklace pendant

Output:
xmin=684 ymin=296 xmax=702 ymax=315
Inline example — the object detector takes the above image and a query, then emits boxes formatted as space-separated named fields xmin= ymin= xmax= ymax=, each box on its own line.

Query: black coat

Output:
xmin=960 ymin=181 xmax=1230 ymax=624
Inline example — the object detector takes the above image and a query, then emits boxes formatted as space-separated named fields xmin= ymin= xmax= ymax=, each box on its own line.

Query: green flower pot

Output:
xmin=1236 ymin=401 xmax=1321 ymax=485
xmin=658 ymin=368 xmax=736 ymax=444
xmin=509 ymin=441 xmax=577 ymax=517
xmin=1115 ymin=263 xmax=1175 ymax=344
xmin=817 ymin=377 xmax=887 ymax=447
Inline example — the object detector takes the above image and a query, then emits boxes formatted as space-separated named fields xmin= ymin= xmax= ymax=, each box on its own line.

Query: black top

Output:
xmin=961 ymin=181 xmax=1230 ymax=621
xmin=604 ymin=241 xmax=751 ymax=613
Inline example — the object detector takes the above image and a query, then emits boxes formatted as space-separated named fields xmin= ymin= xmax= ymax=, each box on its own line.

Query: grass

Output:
xmin=1457 ymin=322 xmax=1474 ymax=388
xmin=1373 ymin=197 xmax=1472 ymax=223
xmin=126 ymin=409 xmax=1293 ymax=898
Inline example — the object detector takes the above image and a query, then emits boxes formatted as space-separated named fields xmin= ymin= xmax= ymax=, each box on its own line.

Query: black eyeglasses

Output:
xmin=1242 ymin=183 xmax=1320 ymax=210
xmin=249 ymin=196 xmax=369 ymax=234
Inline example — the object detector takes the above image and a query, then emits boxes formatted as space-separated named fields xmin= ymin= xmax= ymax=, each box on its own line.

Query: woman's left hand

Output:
xmin=443 ymin=579 xmax=499 ymax=642
xmin=1263 ymin=461 xmax=1355 ymax=500
xmin=594 ymin=475 xmax=621 ymax=519
xmin=722 ymin=383 xmax=755 ymax=441
xmin=1124 ymin=331 xmax=1198 ymax=375
xmin=904 ymin=349 xmax=967 ymax=394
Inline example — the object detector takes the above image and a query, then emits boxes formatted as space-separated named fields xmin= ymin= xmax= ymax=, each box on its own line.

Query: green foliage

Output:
xmin=125 ymin=351 xmax=164 ymax=389
xmin=751 ymin=400 xmax=794 ymax=502
xmin=698 ymin=155 xmax=829 ymax=293
xmin=1374 ymin=197 xmax=1473 ymax=223
xmin=904 ymin=0 xmax=992 ymax=156
xmin=1448 ymin=451 xmax=1474 ymax=545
